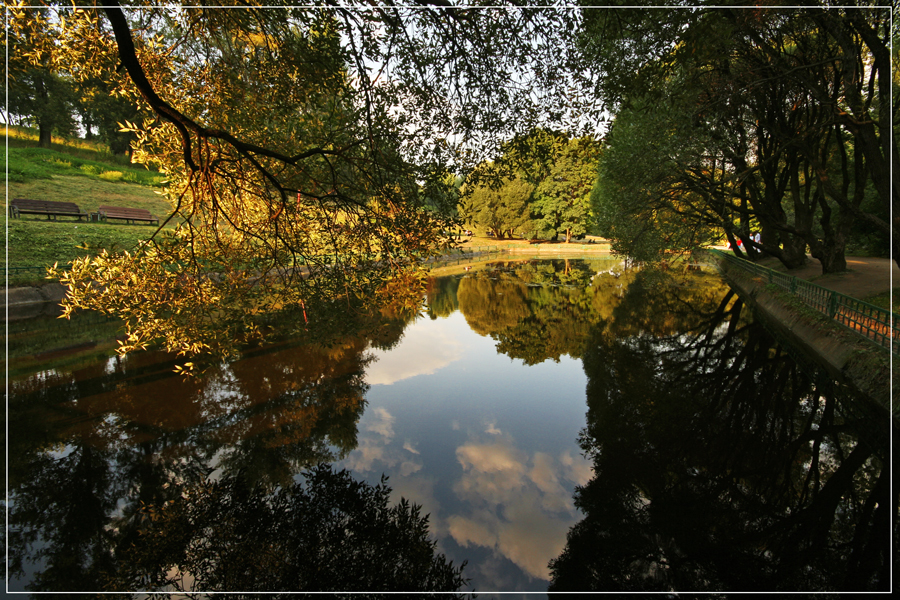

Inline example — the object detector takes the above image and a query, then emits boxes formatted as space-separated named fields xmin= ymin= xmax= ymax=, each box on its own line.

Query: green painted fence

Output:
xmin=705 ymin=249 xmax=897 ymax=354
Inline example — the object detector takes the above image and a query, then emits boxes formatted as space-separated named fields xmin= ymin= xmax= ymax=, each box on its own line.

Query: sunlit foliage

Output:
xmin=12 ymin=1 xmax=598 ymax=362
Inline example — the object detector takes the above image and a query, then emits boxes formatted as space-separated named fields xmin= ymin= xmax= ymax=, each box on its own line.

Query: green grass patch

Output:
xmin=3 ymin=126 xmax=178 ymax=287
xmin=5 ymin=124 xmax=146 ymax=168
xmin=98 ymin=170 xmax=124 ymax=182
xmin=4 ymin=146 xmax=166 ymax=187
xmin=861 ymin=288 xmax=900 ymax=313
xmin=6 ymin=174 xmax=170 ymax=215
xmin=5 ymin=219 xmax=157 ymax=285
xmin=5 ymin=170 xmax=173 ymax=285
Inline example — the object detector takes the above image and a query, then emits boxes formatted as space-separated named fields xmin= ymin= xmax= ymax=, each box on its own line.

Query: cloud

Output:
xmin=495 ymin=504 xmax=570 ymax=580
xmin=388 ymin=475 xmax=442 ymax=523
xmin=457 ymin=442 xmax=526 ymax=476
xmin=448 ymin=513 xmax=498 ymax=549
xmin=399 ymin=460 xmax=423 ymax=477
xmin=341 ymin=441 xmax=386 ymax=473
xmin=343 ymin=409 xmax=423 ymax=477
xmin=528 ymin=452 xmax=571 ymax=512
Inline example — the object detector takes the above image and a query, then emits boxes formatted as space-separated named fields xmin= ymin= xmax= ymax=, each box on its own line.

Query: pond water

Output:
xmin=5 ymin=257 xmax=893 ymax=595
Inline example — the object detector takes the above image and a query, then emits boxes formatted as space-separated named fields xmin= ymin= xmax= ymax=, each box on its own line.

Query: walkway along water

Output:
xmin=704 ymin=249 xmax=894 ymax=421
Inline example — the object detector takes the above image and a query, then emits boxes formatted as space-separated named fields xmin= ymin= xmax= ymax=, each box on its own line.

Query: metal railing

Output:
xmin=437 ymin=245 xmax=505 ymax=255
xmin=705 ymin=249 xmax=897 ymax=354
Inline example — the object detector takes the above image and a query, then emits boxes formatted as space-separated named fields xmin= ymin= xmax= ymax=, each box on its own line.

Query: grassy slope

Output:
xmin=4 ymin=126 xmax=171 ymax=285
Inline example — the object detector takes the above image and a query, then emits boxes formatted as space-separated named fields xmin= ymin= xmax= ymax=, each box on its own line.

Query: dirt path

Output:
xmin=748 ymin=254 xmax=897 ymax=305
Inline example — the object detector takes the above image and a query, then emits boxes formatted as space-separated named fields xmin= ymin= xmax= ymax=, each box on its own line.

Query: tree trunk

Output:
xmin=779 ymin=234 xmax=808 ymax=269
xmin=814 ymin=247 xmax=848 ymax=273
xmin=808 ymin=228 xmax=849 ymax=274
xmin=38 ymin=124 xmax=53 ymax=148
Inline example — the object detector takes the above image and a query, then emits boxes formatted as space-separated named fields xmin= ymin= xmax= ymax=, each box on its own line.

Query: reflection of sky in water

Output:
xmin=341 ymin=311 xmax=592 ymax=593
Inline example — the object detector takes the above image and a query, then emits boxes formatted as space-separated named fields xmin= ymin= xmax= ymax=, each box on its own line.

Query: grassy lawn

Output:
xmin=5 ymin=126 xmax=172 ymax=285
xmin=4 ymin=125 xmax=166 ymax=186
xmin=7 ymin=219 xmax=160 ymax=284
xmin=7 ymin=174 xmax=170 ymax=215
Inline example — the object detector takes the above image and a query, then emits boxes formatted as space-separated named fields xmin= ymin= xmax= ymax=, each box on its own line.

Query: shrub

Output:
xmin=99 ymin=170 xmax=124 ymax=182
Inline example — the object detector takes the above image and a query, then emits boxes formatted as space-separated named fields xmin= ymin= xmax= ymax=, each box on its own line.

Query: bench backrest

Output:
xmin=98 ymin=205 xmax=155 ymax=217
xmin=11 ymin=198 xmax=84 ymax=213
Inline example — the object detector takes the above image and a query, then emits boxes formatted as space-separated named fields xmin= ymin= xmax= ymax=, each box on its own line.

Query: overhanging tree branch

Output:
xmin=103 ymin=2 xmax=346 ymax=173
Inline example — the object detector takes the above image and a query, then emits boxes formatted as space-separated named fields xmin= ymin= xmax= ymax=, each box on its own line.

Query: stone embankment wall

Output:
xmin=3 ymin=283 xmax=68 ymax=320
xmin=715 ymin=259 xmax=893 ymax=420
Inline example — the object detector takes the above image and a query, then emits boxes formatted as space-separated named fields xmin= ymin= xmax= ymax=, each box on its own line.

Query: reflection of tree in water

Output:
xmin=6 ymin=302 xmax=445 ymax=594
xmin=453 ymin=260 xmax=729 ymax=365
xmin=426 ymin=274 xmax=461 ymax=320
xmin=455 ymin=260 xmax=599 ymax=365
xmin=200 ymin=338 xmax=376 ymax=487
xmin=549 ymin=294 xmax=892 ymax=592
xmin=108 ymin=465 xmax=468 ymax=596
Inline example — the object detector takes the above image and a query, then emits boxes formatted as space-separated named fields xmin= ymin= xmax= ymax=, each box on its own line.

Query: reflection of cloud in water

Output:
xmin=344 ymin=439 xmax=424 ymax=477
xmin=448 ymin=512 xmax=498 ymax=547
xmin=451 ymin=436 xmax=591 ymax=582
xmin=528 ymin=452 xmax=570 ymax=512
xmin=365 ymin=320 xmax=463 ymax=385
xmin=559 ymin=449 xmax=593 ymax=487
xmin=343 ymin=403 xmax=592 ymax=587
xmin=365 ymin=407 xmax=395 ymax=439
xmin=344 ymin=412 xmax=423 ymax=477
xmin=388 ymin=476 xmax=442 ymax=524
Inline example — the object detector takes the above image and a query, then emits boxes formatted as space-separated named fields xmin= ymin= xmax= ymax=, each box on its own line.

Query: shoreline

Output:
xmin=6 ymin=244 xmax=894 ymax=316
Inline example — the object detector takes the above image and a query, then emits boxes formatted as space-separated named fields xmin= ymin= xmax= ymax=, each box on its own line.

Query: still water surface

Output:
xmin=6 ymin=257 xmax=893 ymax=594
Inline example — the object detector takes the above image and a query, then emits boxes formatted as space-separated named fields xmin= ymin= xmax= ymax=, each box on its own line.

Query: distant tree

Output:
xmin=5 ymin=7 xmax=77 ymax=147
xmin=533 ymin=136 xmax=600 ymax=242
xmin=459 ymin=173 xmax=535 ymax=239
xmin=491 ymin=127 xmax=569 ymax=187
xmin=74 ymin=76 xmax=144 ymax=155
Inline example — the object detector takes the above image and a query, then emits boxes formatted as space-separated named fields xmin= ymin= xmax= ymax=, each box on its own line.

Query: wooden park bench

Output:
xmin=97 ymin=205 xmax=160 ymax=225
xmin=9 ymin=198 xmax=89 ymax=220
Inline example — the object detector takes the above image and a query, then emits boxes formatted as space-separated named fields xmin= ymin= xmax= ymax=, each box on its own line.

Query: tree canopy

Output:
xmin=8 ymin=1 xmax=599 ymax=362
xmin=581 ymin=4 xmax=896 ymax=271
xmin=533 ymin=136 xmax=601 ymax=242
xmin=459 ymin=170 xmax=535 ymax=239
xmin=459 ymin=128 xmax=601 ymax=241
